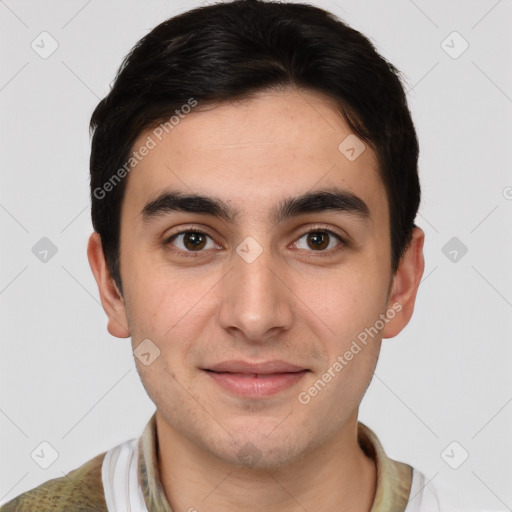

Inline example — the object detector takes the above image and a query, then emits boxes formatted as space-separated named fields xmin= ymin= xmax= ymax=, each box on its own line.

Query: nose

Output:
xmin=218 ymin=240 xmax=294 ymax=345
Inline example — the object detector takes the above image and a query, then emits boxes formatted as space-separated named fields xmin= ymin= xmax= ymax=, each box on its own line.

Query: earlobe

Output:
xmin=381 ymin=227 xmax=425 ymax=339
xmin=87 ymin=232 xmax=131 ymax=339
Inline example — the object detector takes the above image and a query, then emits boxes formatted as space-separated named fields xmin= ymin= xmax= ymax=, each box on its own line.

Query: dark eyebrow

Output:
xmin=273 ymin=188 xmax=370 ymax=224
xmin=140 ymin=187 xmax=370 ymax=224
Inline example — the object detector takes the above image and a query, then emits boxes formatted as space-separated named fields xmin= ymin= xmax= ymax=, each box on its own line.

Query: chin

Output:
xmin=216 ymin=438 xmax=309 ymax=470
xmin=205 ymin=421 xmax=314 ymax=470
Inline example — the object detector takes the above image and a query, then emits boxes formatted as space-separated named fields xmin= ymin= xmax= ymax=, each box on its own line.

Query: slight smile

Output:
xmin=202 ymin=360 xmax=310 ymax=397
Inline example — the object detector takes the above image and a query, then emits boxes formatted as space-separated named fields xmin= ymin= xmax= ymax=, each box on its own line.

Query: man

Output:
xmin=1 ymin=0 xmax=441 ymax=510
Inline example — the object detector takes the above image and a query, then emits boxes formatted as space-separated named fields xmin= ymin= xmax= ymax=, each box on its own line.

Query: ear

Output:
xmin=381 ymin=227 xmax=425 ymax=339
xmin=87 ymin=232 xmax=130 ymax=338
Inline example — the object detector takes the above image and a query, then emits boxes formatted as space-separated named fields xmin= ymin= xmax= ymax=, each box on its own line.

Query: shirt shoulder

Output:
xmin=404 ymin=467 xmax=442 ymax=512
xmin=0 ymin=451 xmax=109 ymax=512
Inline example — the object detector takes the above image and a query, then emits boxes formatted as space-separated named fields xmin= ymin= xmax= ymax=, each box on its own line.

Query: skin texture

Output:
xmin=88 ymin=87 xmax=425 ymax=511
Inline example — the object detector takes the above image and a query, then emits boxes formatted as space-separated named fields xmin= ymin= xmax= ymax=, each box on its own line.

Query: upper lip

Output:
xmin=205 ymin=360 xmax=307 ymax=374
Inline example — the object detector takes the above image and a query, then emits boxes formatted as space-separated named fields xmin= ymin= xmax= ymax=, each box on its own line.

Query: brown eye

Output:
xmin=295 ymin=230 xmax=343 ymax=252
xmin=167 ymin=231 xmax=215 ymax=252
xmin=306 ymin=231 xmax=329 ymax=250
xmin=183 ymin=232 xmax=207 ymax=250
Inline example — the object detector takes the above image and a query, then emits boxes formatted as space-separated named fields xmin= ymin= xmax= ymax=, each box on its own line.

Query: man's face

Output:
xmin=115 ymin=88 xmax=398 ymax=467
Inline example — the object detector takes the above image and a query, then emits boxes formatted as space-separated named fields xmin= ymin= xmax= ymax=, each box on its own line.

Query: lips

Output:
xmin=203 ymin=360 xmax=309 ymax=397
xmin=205 ymin=359 xmax=306 ymax=374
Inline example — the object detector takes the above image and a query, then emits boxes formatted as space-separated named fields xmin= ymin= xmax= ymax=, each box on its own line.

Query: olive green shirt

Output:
xmin=0 ymin=413 xmax=440 ymax=511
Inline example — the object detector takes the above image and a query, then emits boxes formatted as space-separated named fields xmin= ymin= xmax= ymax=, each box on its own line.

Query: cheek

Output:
xmin=124 ymin=266 xmax=221 ymax=370
xmin=292 ymin=262 xmax=388 ymax=343
xmin=122 ymin=250 xmax=197 ymax=330
xmin=296 ymin=338 xmax=380 ymax=437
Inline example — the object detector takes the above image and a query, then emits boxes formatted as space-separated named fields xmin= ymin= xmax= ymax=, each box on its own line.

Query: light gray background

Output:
xmin=1 ymin=0 xmax=511 ymax=510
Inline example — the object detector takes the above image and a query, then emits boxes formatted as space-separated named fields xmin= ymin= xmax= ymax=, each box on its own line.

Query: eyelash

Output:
xmin=163 ymin=224 xmax=347 ymax=259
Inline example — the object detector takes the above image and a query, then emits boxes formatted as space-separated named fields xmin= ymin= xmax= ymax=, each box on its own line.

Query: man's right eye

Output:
xmin=165 ymin=230 xmax=219 ymax=255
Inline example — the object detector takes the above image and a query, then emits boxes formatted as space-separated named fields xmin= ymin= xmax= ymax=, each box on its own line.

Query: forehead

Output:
xmin=121 ymin=88 xmax=387 ymax=225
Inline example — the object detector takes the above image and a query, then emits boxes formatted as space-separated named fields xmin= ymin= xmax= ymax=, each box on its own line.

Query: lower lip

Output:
xmin=205 ymin=370 xmax=308 ymax=397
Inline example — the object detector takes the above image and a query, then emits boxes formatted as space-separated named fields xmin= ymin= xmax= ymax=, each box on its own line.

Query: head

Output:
xmin=87 ymin=0 xmax=424 ymax=468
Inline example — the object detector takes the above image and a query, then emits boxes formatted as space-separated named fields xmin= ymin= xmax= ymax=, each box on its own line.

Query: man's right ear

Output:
xmin=87 ymin=232 xmax=130 ymax=338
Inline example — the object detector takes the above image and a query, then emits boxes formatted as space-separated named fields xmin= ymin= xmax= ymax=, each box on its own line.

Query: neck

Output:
xmin=155 ymin=412 xmax=377 ymax=512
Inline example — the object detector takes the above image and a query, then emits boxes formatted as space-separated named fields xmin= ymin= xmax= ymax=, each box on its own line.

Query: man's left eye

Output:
xmin=293 ymin=230 xmax=343 ymax=252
